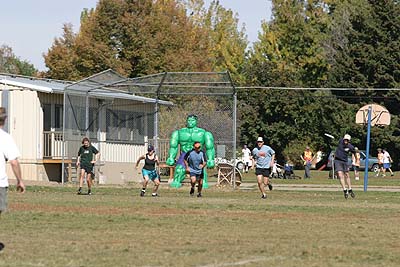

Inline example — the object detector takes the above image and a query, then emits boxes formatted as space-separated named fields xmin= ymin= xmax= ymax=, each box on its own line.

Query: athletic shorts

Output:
xmin=0 ymin=187 xmax=8 ymax=212
xmin=334 ymin=160 xmax=349 ymax=172
xmin=189 ymin=172 xmax=204 ymax=181
xmin=383 ymin=163 xmax=391 ymax=169
xmin=142 ymin=169 xmax=159 ymax=181
xmin=81 ymin=164 xmax=94 ymax=174
xmin=352 ymin=165 xmax=359 ymax=171
xmin=255 ymin=168 xmax=271 ymax=177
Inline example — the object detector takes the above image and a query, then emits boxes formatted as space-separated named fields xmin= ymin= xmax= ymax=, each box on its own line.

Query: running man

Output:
xmin=184 ymin=142 xmax=207 ymax=198
xmin=252 ymin=137 xmax=275 ymax=199
xmin=136 ymin=145 xmax=160 ymax=197
xmin=334 ymin=134 xmax=356 ymax=199
xmin=0 ymin=107 xmax=25 ymax=252
xmin=76 ymin=137 xmax=100 ymax=195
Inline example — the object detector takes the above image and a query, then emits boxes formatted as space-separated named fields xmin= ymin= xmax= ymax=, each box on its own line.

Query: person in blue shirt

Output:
xmin=184 ymin=142 xmax=207 ymax=197
xmin=252 ymin=137 xmax=275 ymax=199
xmin=334 ymin=134 xmax=356 ymax=199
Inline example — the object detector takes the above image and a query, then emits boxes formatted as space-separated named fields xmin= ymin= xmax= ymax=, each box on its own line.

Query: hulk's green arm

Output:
xmin=205 ymin=131 xmax=215 ymax=168
xmin=166 ymin=130 xmax=179 ymax=165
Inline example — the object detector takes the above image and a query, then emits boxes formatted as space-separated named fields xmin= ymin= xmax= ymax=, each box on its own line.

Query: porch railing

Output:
xmin=43 ymin=131 xmax=64 ymax=158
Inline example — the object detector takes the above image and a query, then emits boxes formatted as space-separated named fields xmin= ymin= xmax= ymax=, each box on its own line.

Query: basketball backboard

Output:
xmin=356 ymin=104 xmax=390 ymax=126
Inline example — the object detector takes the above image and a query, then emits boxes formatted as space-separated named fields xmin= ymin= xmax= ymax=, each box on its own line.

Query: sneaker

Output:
xmin=87 ymin=190 xmax=92 ymax=195
xmin=355 ymin=177 xmax=359 ymax=181
xmin=349 ymin=189 xmax=355 ymax=198
xmin=391 ymin=173 xmax=394 ymax=176
xmin=267 ymin=183 xmax=273 ymax=191
xmin=190 ymin=187 xmax=195 ymax=196
xmin=344 ymin=189 xmax=349 ymax=199
xmin=261 ymin=194 xmax=267 ymax=199
xmin=0 ymin=242 xmax=4 ymax=252
xmin=382 ymin=174 xmax=386 ymax=177
xmin=197 ymin=193 xmax=202 ymax=198
xmin=77 ymin=190 xmax=82 ymax=195
xmin=151 ymin=193 xmax=158 ymax=197
xmin=140 ymin=190 xmax=145 ymax=197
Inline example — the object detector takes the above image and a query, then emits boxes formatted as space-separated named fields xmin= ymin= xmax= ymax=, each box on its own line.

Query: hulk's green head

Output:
xmin=186 ymin=114 xmax=198 ymax=128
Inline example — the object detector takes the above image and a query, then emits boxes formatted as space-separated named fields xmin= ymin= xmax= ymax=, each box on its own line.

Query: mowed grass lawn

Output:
xmin=1 ymin=177 xmax=399 ymax=267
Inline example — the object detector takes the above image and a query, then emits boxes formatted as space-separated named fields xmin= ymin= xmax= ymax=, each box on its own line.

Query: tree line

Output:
xmin=1 ymin=0 xmax=399 ymax=167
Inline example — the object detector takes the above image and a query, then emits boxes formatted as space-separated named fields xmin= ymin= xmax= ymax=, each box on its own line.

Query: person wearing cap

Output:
xmin=0 ymin=107 xmax=25 ymax=217
xmin=184 ymin=142 xmax=207 ymax=197
xmin=136 ymin=145 xmax=160 ymax=197
xmin=252 ymin=137 xmax=275 ymax=199
xmin=351 ymin=147 xmax=361 ymax=181
xmin=166 ymin=114 xmax=215 ymax=189
xmin=76 ymin=137 xmax=100 ymax=195
xmin=334 ymin=134 xmax=356 ymax=199
xmin=300 ymin=146 xmax=315 ymax=179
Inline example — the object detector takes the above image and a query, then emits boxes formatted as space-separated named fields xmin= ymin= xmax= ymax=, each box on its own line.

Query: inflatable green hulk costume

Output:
xmin=166 ymin=115 xmax=215 ymax=188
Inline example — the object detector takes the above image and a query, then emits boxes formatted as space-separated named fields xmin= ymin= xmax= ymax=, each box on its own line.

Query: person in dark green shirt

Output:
xmin=76 ymin=137 xmax=99 ymax=195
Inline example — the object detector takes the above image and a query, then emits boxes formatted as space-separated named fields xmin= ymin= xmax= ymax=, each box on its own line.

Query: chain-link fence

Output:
xmin=62 ymin=70 xmax=236 ymax=185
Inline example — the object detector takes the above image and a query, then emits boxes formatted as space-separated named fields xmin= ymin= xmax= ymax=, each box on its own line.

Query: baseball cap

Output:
xmin=257 ymin=137 xmax=264 ymax=142
xmin=343 ymin=134 xmax=351 ymax=141
xmin=147 ymin=145 xmax=154 ymax=152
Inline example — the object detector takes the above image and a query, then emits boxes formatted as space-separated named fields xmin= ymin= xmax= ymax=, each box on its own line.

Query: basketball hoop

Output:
xmin=356 ymin=104 xmax=390 ymax=126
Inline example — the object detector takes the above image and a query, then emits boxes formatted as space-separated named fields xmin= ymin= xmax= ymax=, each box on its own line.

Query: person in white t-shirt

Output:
xmin=241 ymin=145 xmax=252 ymax=173
xmin=382 ymin=149 xmax=394 ymax=177
xmin=0 ymin=108 xmax=25 ymax=251
xmin=0 ymin=107 xmax=25 ymax=216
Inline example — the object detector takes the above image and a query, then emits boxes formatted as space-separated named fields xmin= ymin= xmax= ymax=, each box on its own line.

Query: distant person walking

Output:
xmin=382 ymin=149 xmax=394 ymax=177
xmin=352 ymin=147 xmax=361 ymax=181
xmin=136 ymin=145 xmax=160 ymax=197
xmin=334 ymin=134 xmax=356 ymax=199
xmin=301 ymin=146 xmax=314 ymax=179
xmin=76 ymin=137 xmax=100 ymax=195
xmin=0 ymin=107 xmax=25 ymax=252
xmin=242 ymin=145 xmax=252 ymax=173
xmin=252 ymin=137 xmax=275 ymax=199
xmin=376 ymin=148 xmax=384 ymax=177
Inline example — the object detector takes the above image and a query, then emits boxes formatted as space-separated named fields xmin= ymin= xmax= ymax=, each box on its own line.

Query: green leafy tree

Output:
xmin=0 ymin=44 xmax=37 ymax=76
xmin=44 ymin=0 xmax=213 ymax=80
xmin=326 ymin=0 xmax=400 ymax=161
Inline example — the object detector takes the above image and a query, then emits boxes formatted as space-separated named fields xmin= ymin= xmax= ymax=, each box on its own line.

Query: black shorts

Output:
xmin=190 ymin=171 xmax=204 ymax=181
xmin=255 ymin=168 xmax=271 ymax=177
xmin=334 ymin=160 xmax=349 ymax=172
xmin=81 ymin=164 xmax=94 ymax=174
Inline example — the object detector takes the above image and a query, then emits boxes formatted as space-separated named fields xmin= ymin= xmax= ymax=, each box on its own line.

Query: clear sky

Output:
xmin=0 ymin=0 xmax=272 ymax=71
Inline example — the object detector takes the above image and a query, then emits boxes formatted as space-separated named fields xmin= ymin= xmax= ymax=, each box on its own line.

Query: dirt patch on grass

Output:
xmin=10 ymin=202 xmax=321 ymax=222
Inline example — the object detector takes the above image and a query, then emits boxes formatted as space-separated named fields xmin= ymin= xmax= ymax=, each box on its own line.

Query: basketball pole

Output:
xmin=364 ymin=105 xmax=372 ymax=192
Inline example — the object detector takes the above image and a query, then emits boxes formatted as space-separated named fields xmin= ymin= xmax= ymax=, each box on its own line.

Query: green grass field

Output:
xmin=1 ymin=173 xmax=399 ymax=267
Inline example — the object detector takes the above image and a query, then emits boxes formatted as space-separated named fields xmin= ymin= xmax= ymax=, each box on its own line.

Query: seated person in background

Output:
xmin=284 ymin=162 xmax=294 ymax=179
